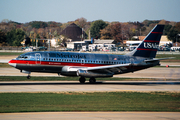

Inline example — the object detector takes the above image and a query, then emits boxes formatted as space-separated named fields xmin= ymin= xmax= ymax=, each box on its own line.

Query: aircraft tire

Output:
xmin=89 ymin=77 xmax=96 ymax=83
xmin=27 ymin=75 xmax=31 ymax=79
xmin=79 ymin=77 xmax=86 ymax=84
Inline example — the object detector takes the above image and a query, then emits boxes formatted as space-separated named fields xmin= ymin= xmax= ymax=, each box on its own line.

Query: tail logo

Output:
xmin=144 ymin=42 xmax=158 ymax=49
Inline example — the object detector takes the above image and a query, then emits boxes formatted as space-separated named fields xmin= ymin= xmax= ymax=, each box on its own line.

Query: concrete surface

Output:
xmin=0 ymin=81 xmax=179 ymax=93
xmin=0 ymin=112 xmax=180 ymax=120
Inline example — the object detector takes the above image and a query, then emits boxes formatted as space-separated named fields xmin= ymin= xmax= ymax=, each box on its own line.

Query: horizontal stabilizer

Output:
xmin=144 ymin=57 xmax=175 ymax=62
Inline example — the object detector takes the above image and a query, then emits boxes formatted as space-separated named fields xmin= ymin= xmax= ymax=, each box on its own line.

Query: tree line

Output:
xmin=0 ymin=18 xmax=180 ymax=46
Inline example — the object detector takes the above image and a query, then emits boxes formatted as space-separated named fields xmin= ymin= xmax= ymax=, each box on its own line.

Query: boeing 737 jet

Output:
xmin=9 ymin=24 xmax=168 ymax=83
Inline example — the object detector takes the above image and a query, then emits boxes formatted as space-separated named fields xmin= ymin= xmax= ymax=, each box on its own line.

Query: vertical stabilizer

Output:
xmin=126 ymin=24 xmax=164 ymax=58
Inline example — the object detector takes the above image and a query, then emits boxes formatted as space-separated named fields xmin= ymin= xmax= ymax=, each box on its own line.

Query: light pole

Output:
xmin=36 ymin=38 xmax=38 ymax=50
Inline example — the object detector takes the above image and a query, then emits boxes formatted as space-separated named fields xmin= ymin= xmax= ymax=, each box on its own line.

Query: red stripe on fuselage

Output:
xmin=137 ymin=48 xmax=157 ymax=51
xmin=9 ymin=59 xmax=106 ymax=67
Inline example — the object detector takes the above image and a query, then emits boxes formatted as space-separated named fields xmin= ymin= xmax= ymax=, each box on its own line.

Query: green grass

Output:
xmin=0 ymin=92 xmax=179 ymax=113
xmin=0 ymin=52 xmax=23 ymax=56
xmin=0 ymin=63 xmax=12 ymax=67
xmin=0 ymin=76 xmax=156 ymax=81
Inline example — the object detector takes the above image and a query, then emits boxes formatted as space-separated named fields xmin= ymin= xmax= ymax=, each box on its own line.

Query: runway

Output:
xmin=0 ymin=81 xmax=179 ymax=93
xmin=0 ymin=112 xmax=179 ymax=120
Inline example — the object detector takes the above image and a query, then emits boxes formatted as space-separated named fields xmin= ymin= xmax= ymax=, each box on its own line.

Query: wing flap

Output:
xmin=68 ymin=63 xmax=131 ymax=71
xmin=85 ymin=63 xmax=131 ymax=71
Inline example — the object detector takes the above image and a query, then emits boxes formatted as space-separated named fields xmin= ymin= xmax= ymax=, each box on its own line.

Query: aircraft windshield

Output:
xmin=17 ymin=54 xmax=29 ymax=59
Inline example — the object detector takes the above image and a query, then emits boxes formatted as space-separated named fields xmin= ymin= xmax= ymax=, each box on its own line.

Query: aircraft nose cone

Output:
xmin=8 ymin=60 xmax=16 ymax=67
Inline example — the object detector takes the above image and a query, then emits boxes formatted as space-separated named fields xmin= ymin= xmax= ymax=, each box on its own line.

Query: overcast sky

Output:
xmin=0 ymin=0 xmax=179 ymax=23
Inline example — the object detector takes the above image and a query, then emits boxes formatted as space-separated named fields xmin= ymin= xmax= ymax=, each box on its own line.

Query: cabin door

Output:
xmin=130 ymin=58 xmax=134 ymax=70
xmin=81 ymin=59 xmax=85 ymax=65
xmin=35 ymin=53 xmax=41 ymax=64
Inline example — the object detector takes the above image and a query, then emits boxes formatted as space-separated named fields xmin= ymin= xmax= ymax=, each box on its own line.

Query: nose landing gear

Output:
xmin=20 ymin=70 xmax=31 ymax=79
xmin=27 ymin=74 xmax=31 ymax=79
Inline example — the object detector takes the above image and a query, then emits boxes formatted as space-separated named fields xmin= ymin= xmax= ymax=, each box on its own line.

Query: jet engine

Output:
xmin=77 ymin=69 xmax=113 ymax=78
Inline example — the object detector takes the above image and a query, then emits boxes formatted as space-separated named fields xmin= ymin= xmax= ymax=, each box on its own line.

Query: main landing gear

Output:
xmin=79 ymin=77 xmax=86 ymax=84
xmin=79 ymin=77 xmax=96 ymax=84
xmin=89 ymin=77 xmax=96 ymax=83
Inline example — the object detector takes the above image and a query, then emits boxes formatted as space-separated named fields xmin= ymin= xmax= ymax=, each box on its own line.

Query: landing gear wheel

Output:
xmin=27 ymin=75 xmax=31 ymax=79
xmin=79 ymin=77 xmax=86 ymax=84
xmin=89 ymin=77 xmax=96 ymax=83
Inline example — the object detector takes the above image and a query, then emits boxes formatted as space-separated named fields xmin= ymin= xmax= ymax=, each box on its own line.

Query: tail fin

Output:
xmin=126 ymin=24 xmax=164 ymax=58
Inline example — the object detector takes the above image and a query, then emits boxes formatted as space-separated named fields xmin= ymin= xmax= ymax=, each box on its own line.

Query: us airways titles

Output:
xmin=144 ymin=42 xmax=159 ymax=49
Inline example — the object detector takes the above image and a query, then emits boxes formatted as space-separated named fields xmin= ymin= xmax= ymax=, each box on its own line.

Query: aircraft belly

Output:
xmin=16 ymin=64 xmax=62 ymax=73
xmin=60 ymin=71 xmax=77 ymax=76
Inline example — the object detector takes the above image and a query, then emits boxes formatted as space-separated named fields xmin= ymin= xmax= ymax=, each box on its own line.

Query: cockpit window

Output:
xmin=17 ymin=55 xmax=29 ymax=59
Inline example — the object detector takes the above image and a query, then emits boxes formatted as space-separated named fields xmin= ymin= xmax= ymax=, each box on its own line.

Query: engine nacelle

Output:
xmin=77 ymin=69 xmax=113 ymax=78
xmin=60 ymin=66 xmax=77 ymax=76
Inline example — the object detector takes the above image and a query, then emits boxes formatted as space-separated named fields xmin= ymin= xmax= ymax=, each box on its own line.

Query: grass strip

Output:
xmin=0 ymin=76 xmax=157 ymax=81
xmin=0 ymin=63 xmax=12 ymax=67
xmin=0 ymin=92 xmax=179 ymax=113
xmin=0 ymin=52 xmax=23 ymax=56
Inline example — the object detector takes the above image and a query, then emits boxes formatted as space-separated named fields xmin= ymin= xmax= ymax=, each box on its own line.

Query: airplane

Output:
xmin=8 ymin=24 xmax=169 ymax=83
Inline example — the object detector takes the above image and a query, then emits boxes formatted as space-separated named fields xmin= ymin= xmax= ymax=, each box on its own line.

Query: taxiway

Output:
xmin=0 ymin=81 xmax=179 ymax=93
xmin=0 ymin=112 xmax=179 ymax=120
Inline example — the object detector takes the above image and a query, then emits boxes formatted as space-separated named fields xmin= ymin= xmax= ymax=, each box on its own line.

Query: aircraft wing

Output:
xmin=67 ymin=63 xmax=132 ymax=78
xmin=85 ymin=63 xmax=131 ymax=71
xmin=68 ymin=63 xmax=131 ymax=71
